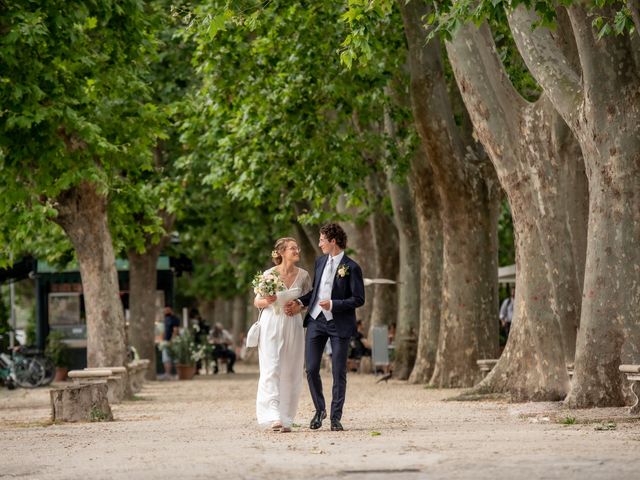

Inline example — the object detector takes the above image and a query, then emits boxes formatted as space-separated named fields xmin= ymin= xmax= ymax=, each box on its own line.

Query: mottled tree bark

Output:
xmin=428 ymin=191 xmax=500 ymax=387
xmin=367 ymin=171 xmax=399 ymax=330
xmin=127 ymin=212 xmax=174 ymax=380
xmin=387 ymin=176 xmax=420 ymax=379
xmin=383 ymin=104 xmax=421 ymax=379
xmin=54 ymin=181 xmax=127 ymax=368
xmin=446 ymin=21 xmax=588 ymax=399
xmin=407 ymin=149 xmax=443 ymax=384
xmin=538 ymin=119 xmax=587 ymax=362
xmin=399 ymin=0 xmax=501 ymax=387
xmin=508 ymin=4 xmax=640 ymax=407
xmin=481 ymin=198 xmax=569 ymax=400
xmin=128 ymin=252 xmax=160 ymax=376
xmin=338 ymin=207 xmax=376 ymax=330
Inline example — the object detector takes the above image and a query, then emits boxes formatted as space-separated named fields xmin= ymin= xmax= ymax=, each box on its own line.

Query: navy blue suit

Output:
xmin=299 ymin=253 xmax=365 ymax=421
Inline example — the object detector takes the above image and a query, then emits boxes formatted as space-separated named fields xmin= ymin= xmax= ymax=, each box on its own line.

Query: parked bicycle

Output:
xmin=14 ymin=345 xmax=55 ymax=386
xmin=0 ymin=352 xmax=16 ymax=389
xmin=0 ymin=334 xmax=54 ymax=388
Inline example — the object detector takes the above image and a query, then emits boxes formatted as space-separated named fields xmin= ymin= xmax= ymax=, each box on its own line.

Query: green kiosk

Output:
xmin=35 ymin=257 xmax=175 ymax=370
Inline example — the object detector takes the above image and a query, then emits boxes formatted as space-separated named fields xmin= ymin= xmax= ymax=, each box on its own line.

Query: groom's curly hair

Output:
xmin=320 ymin=223 xmax=347 ymax=249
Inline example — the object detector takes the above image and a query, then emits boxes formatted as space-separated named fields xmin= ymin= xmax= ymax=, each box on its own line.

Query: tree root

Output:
xmin=445 ymin=390 xmax=510 ymax=402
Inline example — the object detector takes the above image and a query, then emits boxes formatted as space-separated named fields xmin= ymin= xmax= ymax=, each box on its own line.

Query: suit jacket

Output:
xmin=299 ymin=253 xmax=365 ymax=338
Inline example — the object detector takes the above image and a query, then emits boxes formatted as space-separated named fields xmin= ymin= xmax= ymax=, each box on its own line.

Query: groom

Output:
xmin=286 ymin=223 xmax=365 ymax=431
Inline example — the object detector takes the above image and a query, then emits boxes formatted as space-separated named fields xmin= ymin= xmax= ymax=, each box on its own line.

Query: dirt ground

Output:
xmin=1 ymin=363 xmax=639 ymax=480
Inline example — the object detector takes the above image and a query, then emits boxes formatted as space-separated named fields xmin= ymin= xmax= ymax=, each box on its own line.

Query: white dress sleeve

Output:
xmin=299 ymin=269 xmax=312 ymax=297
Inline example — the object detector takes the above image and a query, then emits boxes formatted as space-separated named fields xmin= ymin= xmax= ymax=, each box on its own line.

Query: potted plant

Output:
xmin=45 ymin=330 xmax=71 ymax=381
xmin=170 ymin=330 xmax=197 ymax=380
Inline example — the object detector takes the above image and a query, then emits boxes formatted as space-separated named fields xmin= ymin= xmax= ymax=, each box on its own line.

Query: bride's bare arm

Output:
xmin=254 ymin=295 xmax=277 ymax=309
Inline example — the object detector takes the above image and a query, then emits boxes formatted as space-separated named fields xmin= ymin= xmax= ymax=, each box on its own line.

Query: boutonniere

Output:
xmin=337 ymin=264 xmax=349 ymax=278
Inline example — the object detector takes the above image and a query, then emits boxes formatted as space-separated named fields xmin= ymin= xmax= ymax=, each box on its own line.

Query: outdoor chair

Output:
xmin=371 ymin=326 xmax=390 ymax=375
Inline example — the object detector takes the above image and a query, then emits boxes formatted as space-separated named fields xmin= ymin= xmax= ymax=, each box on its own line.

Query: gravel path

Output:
xmin=1 ymin=363 xmax=639 ymax=479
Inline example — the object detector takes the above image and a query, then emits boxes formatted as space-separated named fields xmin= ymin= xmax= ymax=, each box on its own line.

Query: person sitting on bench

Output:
xmin=209 ymin=323 xmax=236 ymax=374
xmin=349 ymin=320 xmax=371 ymax=360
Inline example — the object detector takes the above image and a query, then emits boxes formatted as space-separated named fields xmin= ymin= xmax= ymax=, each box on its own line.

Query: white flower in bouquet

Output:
xmin=252 ymin=269 xmax=288 ymax=314
xmin=252 ymin=270 xmax=286 ymax=297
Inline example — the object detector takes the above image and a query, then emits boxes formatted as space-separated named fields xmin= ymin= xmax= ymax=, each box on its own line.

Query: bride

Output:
xmin=254 ymin=237 xmax=311 ymax=432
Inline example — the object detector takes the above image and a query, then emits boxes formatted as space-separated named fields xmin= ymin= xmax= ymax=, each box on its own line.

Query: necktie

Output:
xmin=324 ymin=257 xmax=334 ymax=287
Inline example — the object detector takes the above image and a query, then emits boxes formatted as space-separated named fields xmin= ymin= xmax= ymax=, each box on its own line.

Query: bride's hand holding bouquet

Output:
xmin=252 ymin=270 xmax=285 ymax=307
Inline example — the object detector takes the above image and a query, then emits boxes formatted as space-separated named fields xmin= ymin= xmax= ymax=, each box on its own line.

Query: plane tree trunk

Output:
xmin=54 ymin=181 xmax=127 ymax=368
xmin=445 ymin=21 xmax=588 ymax=399
xmin=508 ymin=4 xmax=640 ymax=407
xmin=128 ymin=211 xmax=174 ymax=380
xmin=399 ymin=0 xmax=501 ymax=388
xmin=367 ymin=171 xmax=399 ymax=330
xmin=407 ymin=148 xmax=443 ymax=384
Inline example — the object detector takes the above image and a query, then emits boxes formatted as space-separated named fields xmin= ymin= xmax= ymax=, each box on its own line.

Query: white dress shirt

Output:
xmin=310 ymin=251 xmax=344 ymax=321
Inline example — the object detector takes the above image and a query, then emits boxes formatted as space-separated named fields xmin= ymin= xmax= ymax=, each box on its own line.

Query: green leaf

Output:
xmin=84 ymin=16 xmax=98 ymax=30
xmin=207 ymin=10 xmax=234 ymax=39
xmin=597 ymin=22 xmax=612 ymax=40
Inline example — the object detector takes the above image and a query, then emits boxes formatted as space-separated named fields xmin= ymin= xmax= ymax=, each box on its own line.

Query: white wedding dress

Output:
xmin=256 ymin=267 xmax=312 ymax=429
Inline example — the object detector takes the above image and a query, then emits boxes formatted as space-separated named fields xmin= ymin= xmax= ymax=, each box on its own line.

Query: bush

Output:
xmin=46 ymin=330 xmax=71 ymax=368
xmin=170 ymin=330 xmax=198 ymax=366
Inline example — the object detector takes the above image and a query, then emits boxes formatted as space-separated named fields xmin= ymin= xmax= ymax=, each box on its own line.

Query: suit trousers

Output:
xmin=305 ymin=313 xmax=350 ymax=421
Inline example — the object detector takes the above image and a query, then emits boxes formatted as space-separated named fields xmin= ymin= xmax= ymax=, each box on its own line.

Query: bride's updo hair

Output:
xmin=272 ymin=237 xmax=297 ymax=266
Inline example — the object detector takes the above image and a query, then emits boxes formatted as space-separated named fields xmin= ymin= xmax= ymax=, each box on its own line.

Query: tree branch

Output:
xmin=567 ymin=4 xmax=639 ymax=92
xmin=507 ymin=5 xmax=582 ymax=125
xmin=397 ymin=0 xmax=472 ymax=189
xmin=445 ymin=21 xmax=527 ymax=170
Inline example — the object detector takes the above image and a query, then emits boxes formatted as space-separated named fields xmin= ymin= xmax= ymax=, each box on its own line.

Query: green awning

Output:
xmin=36 ymin=256 xmax=171 ymax=273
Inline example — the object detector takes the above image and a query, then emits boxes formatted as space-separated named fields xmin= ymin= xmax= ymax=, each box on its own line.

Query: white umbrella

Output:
xmin=364 ymin=278 xmax=397 ymax=286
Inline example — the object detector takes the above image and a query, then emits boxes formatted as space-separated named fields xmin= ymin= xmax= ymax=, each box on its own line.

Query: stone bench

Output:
xmin=68 ymin=368 xmax=112 ymax=383
xmin=68 ymin=369 xmax=115 ymax=402
xmin=50 ymin=383 xmax=113 ymax=423
xmin=127 ymin=359 xmax=150 ymax=393
xmin=477 ymin=359 xmax=499 ymax=376
xmin=619 ymin=364 xmax=640 ymax=415
xmin=84 ymin=367 xmax=129 ymax=403
xmin=126 ymin=362 xmax=142 ymax=393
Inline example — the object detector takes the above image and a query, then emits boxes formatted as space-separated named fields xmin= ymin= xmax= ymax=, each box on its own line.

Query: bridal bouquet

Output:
xmin=252 ymin=270 xmax=286 ymax=297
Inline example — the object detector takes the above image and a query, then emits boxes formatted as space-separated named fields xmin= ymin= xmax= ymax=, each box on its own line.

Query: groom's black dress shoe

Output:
xmin=310 ymin=411 xmax=326 ymax=430
xmin=330 ymin=419 xmax=344 ymax=431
